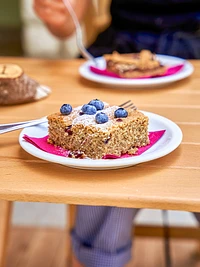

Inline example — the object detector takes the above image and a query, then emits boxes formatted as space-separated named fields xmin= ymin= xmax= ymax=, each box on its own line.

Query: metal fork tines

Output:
xmin=120 ymin=100 xmax=137 ymax=110
xmin=62 ymin=0 xmax=97 ymax=65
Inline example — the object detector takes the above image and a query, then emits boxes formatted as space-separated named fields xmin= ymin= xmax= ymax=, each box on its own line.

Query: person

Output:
xmin=33 ymin=0 xmax=200 ymax=59
xmin=33 ymin=1 xmax=200 ymax=267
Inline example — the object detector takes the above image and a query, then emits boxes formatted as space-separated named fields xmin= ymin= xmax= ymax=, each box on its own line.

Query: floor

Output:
xmin=5 ymin=226 xmax=200 ymax=267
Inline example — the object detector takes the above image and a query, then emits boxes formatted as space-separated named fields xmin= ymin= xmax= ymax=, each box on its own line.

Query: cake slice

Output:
xmin=104 ymin=50 xmax=167 ymax=78
xmin=47 ymin=100 xmax=149 ymax=159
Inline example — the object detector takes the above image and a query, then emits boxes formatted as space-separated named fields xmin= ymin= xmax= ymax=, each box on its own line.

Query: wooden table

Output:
xmin=0 ymin=57 xmax=200 ymax=212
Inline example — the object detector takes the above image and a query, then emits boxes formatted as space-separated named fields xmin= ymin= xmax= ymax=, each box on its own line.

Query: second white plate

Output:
xmin=79 ymin=54 xmax=194 ymax=88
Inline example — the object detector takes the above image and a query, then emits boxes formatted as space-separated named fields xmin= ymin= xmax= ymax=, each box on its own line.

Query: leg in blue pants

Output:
xmin=71 ymin=205 xmax=138 ymax=267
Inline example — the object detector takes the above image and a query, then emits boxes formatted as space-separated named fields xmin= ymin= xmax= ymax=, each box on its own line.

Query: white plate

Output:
xmin=19 ymin=111 xmax=182 ymax=170
xmin=79 ymin=55 xmax=194 ymax=87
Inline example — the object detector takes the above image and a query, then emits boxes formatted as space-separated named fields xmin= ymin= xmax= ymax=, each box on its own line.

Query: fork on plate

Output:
xmin=0 ymin=100 xmax=137 ymax=134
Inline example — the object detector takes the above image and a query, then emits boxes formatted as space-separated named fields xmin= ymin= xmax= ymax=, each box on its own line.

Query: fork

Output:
xmin=119 ymin=100 xmax=137 ymax=110
xmin=62 ymin=0 xmax=97 ymax=65
xmin=0 ymin=117 xmax=47 ymax=135
xmin=0 ymin=101 xmax=136 ymax=134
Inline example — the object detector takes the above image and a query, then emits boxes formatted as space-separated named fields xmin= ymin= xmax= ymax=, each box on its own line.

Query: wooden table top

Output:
xmin=0 ymin=57 xmax=200 ymax=212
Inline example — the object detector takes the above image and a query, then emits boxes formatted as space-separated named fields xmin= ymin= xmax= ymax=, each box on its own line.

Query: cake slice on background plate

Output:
xmin=103 ymin=50 xmax=167 ymax=78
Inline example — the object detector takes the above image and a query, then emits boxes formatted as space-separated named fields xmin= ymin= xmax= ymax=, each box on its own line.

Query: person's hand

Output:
xmin=34 ymin=0 xmax=68 ymax=29
xmin=33 ymin=0 xmax=73 ymax=38
xmin=33 ymin=0 xmax=90 ymax=39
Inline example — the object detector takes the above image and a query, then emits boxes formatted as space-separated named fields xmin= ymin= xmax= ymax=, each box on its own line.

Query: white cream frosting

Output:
xmin=60 ymin=101 xmax=118 ymax=130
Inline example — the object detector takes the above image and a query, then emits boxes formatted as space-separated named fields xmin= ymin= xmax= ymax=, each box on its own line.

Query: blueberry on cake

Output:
xmin=104 ymin=50 xmax=167 ymax=78
xmin=47 ymin=99 xmax=149 ymax=159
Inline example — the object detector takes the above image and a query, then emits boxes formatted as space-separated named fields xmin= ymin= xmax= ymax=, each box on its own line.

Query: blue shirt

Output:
xmin=88 ymin=0 xmax=200 ymax=59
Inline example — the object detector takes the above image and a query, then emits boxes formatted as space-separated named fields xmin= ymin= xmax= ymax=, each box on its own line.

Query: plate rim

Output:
xmin=19 ymin=111 xmax=183 ymax=170
xmin=79 ymin=54 xmax=194 ymax=86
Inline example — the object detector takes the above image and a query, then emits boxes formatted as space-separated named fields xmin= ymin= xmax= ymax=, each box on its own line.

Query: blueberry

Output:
xmin=114 ymin=108 xmax=128 ymax=118
xmin=60 ymin=104 xmax=72 ymax=115
xmin=95 ymin=112 xmax=109 ymax=124
xmin=88 ymin=99 xmax=104 ymax=110
xmin=82 ymin=104 xmax=97 ymax=115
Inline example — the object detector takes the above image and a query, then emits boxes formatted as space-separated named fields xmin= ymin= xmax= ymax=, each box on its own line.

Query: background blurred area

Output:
xmin=0 ymin=0 xmax=111 ymax=59
xmin=0 ymin=0 xmax=23 ymax=56
xmin=0 ymin=0 xmax=80 ymax=58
